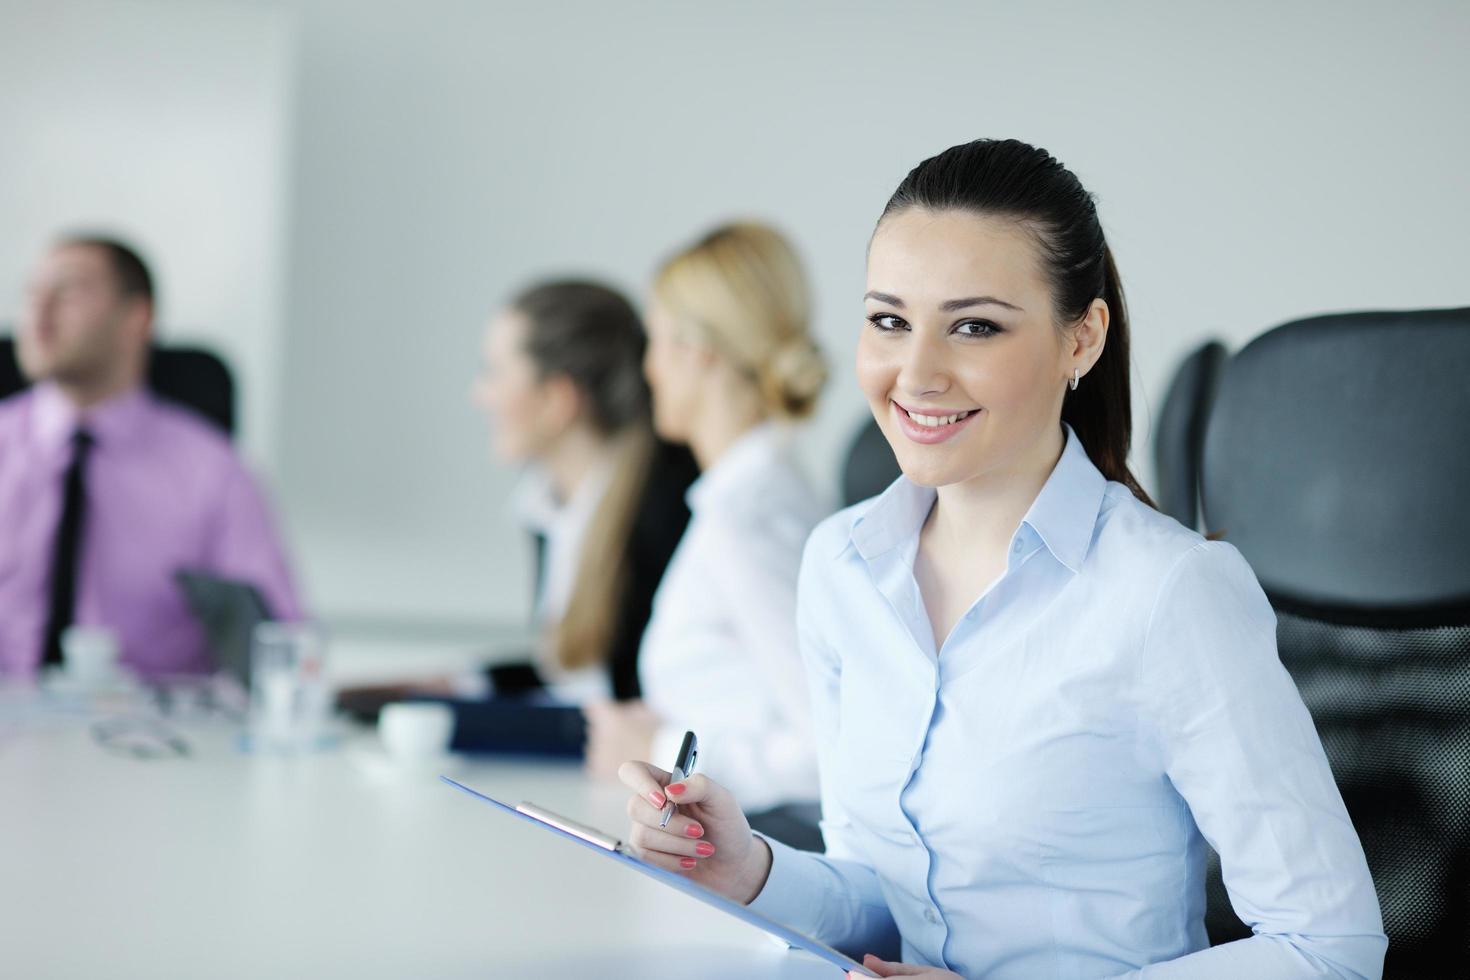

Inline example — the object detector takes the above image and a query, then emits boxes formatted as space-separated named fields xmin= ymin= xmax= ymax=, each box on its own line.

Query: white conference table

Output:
xmin=0 ymin=677 xmax=841 ymax=980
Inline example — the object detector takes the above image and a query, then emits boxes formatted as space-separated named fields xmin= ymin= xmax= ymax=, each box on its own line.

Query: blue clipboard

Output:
xmin=440 ymin=775 xmax=877 ymax=977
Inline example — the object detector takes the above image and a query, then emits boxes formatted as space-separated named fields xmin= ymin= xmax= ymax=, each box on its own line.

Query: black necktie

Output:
xmin=531 ymin=530 xmax=548 ymax=615
xmin=41 ymin=428 xmax=95 ymax=666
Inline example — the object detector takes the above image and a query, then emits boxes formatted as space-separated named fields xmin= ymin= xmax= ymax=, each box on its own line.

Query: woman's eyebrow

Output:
xmin=940 ymin=295 xmax=1023 ymax=312
xmin=863 ymin=290 xmax=1023 ymax=313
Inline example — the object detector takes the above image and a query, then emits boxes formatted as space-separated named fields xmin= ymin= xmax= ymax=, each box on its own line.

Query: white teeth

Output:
xmin=905 ymin=408 xmax=971 ymax=427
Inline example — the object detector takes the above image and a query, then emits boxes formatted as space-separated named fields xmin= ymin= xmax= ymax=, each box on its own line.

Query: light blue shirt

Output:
xmin=749 ymin=425 xmax=1386 ymax=979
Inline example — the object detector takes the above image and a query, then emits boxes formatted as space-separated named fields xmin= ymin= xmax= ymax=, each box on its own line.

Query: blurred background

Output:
xmin=3 ymin=0 xmax=1467 ymax=643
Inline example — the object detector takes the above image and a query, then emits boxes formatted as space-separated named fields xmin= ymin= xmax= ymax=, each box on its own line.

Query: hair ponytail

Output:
xmin=1061 ymin=246 xmax=1153 ymax=505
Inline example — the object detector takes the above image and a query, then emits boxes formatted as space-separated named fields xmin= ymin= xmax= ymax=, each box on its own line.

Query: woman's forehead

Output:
xmin=867 ymin=209 xmax=1045 ymax=308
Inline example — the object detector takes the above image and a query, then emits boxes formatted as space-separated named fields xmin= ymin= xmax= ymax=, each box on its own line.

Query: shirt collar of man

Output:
xmin=30 ymin=382 xmax=152 ymax=457
xmin=847 ymin=422 xmax=1107 ymax=574
xmin=684 ymin=421 xmax=785 ymax=516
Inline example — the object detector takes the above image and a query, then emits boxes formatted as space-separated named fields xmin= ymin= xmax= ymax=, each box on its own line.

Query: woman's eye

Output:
xmin=955 ymin=319 xmax=1003 ymax=338
xmin=867 ymin=313 xmax=907 ymax=332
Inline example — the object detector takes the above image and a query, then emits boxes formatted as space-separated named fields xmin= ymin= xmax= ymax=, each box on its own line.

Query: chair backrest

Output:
xmin=1152 ymin=339 xmax=1227 ymax=530
xmin=1198 ymin=307 xmax=1470 ymax=977
xmin=841 ymin=416 xmax=902 ymax=508
xmin=0 ymin=335 xmax=235 ymax=437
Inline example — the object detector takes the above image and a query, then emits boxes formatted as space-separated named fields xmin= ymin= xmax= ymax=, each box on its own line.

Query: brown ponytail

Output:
xmin=1062 ymin=246 xmax=1155 ymax=506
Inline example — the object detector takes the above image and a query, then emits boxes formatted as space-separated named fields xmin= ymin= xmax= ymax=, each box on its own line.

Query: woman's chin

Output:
xmin=894 ymin=453 xmax=968 ymax=489
xmin=651 ymin=414 xmax=688 ymax=446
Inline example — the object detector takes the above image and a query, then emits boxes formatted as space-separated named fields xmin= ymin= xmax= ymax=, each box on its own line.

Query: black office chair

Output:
xmin=1198 ymin=307 xmax=1470 ymax=977
xmin=1153 ymin=339 xmax=1227 ymax=531
xmin=0 ymin=335 xmax=235 ymax=437
xmin=841 ymin=416 xmax=902 ymax=507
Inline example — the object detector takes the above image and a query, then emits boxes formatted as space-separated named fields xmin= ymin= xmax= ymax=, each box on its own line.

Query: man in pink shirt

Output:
xmin=0 ymin=235 xmax=301 ymax=677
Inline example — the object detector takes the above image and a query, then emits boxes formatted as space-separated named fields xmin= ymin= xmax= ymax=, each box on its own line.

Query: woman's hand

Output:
xmin=854 ymin=954 xmax=964 ymax=978
xmin=617 ymin=761 xmax=773 ymax=905
xmin=583 ymin=700 xmax=660 ymax=780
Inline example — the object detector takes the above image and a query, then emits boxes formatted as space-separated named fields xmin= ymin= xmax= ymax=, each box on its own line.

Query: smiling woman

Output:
xmin=616 ymin=138 xmax=1387 ymax=980
xmin=859 ymin=141 xmax=1150 ymax=506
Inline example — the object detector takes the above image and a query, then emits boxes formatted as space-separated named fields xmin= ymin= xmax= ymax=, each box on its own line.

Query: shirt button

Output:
xmin=1012 ymin=538 xmax=1024 ymax=554
xmin=925 ymin=908 xmax=941 ymax=924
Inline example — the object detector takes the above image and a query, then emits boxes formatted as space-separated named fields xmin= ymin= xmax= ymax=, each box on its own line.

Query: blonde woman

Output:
xmin=585 ymin=222 xmax=829 ymax=830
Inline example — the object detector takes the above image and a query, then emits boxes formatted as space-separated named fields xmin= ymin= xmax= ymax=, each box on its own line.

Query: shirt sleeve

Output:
xmin=1126 ymin=541 xmax=1386 ymax=979
xmin=747 ymin=536 xmax=900 ymax=961
xmin=208 ymin=460 xmax=304 ymax=622
xmin=678 ymin=516 xmax=818 ymax=811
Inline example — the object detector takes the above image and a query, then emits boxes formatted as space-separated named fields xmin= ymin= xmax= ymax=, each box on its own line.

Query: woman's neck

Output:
xmin=927 ymin=423 xmax=1067 ymax=555
xmin=685 ymin=377 xmax=766 ymax=472
xmin=542 ymin=424 xmax=617 ymax=505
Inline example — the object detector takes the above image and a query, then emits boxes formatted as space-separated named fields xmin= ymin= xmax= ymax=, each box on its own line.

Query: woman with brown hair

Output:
xmin=341 ymin=281 xmax=696 ymax=750
xmin=614 ymin=141 xmax=1384 ymax=978
xmin=472 ymin=280 xmax=696 ymax=706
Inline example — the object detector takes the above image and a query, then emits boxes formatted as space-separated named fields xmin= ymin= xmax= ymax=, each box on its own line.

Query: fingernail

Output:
xmin=679 ymin=856 xmax=697 ymax=870
xmin=695 ymin=842 xmax=715 ymax=857
xmin=684 ymin=822 xmax=704 ymax=838
xmin=648 ymin=791 xmax=666 ymax=807
xmin=667 ymin=782 xmax=685 ymax=796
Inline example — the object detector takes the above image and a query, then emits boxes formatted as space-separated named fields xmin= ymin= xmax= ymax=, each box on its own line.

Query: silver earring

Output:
xmin=1069 ymin=368 xmax=1080 ymax=391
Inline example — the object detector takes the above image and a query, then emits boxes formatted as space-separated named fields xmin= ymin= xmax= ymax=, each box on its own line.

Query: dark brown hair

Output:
xmin=58 ymin=234 xmax=154 ymax=303
xmin=881 ymin=138 xmax=1155 ymax=506
xmin=512 ymin=280 xmax=649 ymax=434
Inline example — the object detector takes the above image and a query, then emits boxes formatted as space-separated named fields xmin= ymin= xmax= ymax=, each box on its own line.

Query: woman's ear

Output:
xmin=540 ymin=373 xmax=584 ymax=434
xmin=1069 ymin=298 xmax=1110 ymax=380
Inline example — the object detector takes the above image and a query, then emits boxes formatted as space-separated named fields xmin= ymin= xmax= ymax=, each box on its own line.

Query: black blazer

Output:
xmin=498 ymin=439 xmax=698 ymax=701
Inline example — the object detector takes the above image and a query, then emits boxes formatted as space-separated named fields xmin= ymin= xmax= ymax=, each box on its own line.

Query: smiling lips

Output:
xmin=892 ymin=400 xmax=980 ymax=444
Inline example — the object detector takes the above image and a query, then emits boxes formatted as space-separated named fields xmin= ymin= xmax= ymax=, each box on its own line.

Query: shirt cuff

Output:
xmin=746 ymin=832 xmax=826 ymax=937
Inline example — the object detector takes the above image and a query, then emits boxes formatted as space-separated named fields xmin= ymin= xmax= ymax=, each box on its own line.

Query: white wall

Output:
xmin=0 ymin=0 xmax=296 ymax=468
xmin=8 ymin=1 xmax=1467 ymax=631
xmin=274 ymin=0 xmax=1470 ymax=627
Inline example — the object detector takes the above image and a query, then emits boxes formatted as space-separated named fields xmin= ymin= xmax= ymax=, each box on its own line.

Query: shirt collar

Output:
xmin=685 ymin=422 xmax=785 ymax=514
xmin=31 ymin=382 xmax=152 ymax=454
xmin=1021 ymin=424 xmax=1107 ymax=573
xmin=512 ymin=455 xmax=615 ymax=537
xmin=848 ymin=423 xmax=1107 ymax=574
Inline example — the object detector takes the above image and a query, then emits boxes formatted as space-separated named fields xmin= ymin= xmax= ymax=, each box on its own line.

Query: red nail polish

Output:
xmin=649 ymin=791 xmax=666 ymax=807
xmin=679 ymin=856 xmax=697 ymax=870
xmin=684 ymin=823 xmax=703 ymax=838
xmin=695 ymin=842 xmax=715 ymax=857
xmin=667 ymin=783 xmax=685 ymax=796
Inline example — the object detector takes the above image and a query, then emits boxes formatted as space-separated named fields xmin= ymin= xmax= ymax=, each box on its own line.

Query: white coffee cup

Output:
xmin=378 ymin=702 xmax=455 ymax=764
xmin=61 ymin=626 xmax=119 ymax=685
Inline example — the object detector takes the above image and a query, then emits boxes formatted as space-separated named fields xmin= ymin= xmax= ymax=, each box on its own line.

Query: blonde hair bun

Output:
xmin=653 ymin=220 xmax=827 ymax=420
xmin=761 ymin=337 xmax=827 ymax=419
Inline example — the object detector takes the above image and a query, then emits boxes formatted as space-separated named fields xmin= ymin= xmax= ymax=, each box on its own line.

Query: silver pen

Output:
xmin=659 ymin=730 xmax=699 ymax=829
